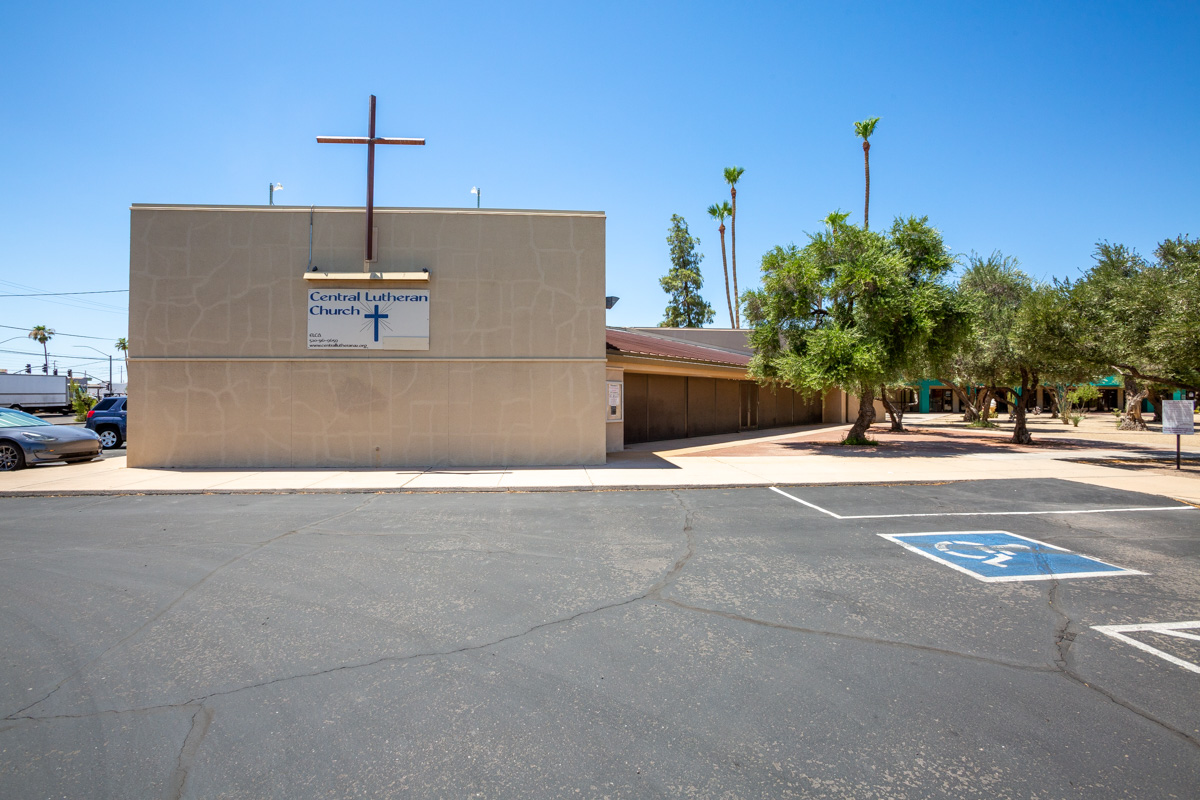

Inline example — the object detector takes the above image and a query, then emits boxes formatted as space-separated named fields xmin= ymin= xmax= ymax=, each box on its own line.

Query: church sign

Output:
xmin=308 ymin=289 xmax=430 ymax=350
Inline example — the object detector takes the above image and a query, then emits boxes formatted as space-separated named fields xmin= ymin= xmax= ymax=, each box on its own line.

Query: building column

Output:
xmin=918 ymin=380 xmax=937 ymax=414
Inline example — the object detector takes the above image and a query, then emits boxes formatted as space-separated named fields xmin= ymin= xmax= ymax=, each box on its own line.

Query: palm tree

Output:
xmin=115 ymin=338 xmax=128 ymax=380
xmin=853 ymin=117 xmax=880 ymax=229
xmin=723 ymin=166 xmax=745 ymax=327
xmin=823 ymin=210 xmax=851 ymax=228
xmin=707 ymin=201 xmax=735 ymax=327
xmin=28 ymin=325 xmax=54 ymax=373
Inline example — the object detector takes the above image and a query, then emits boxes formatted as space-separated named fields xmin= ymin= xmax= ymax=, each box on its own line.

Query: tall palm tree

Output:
xmin=723 ymin=166 xmax=745 ymax=328
xmin=115 ymin=338 xmax=128 ymax=379
xmin=853 ymin=117 xmax=880 ymax=229
xmin=707 ymin=201 xmax=735 ymax=327
xmin=28 ymin=325 xmax=54 ymax=373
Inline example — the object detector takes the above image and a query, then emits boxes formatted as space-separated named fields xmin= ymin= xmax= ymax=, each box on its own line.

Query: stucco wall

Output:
xmin=129 ymin=205 xmax=607 ymax=467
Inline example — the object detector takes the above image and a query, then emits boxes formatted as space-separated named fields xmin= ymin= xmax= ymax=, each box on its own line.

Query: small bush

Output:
xmin=1070 ymin=414 xmax=1084 ymax=427
xmin=968 ymin=418 xmax=998 ymax=428
xmin=70 ymin=383 xmax=97 ymax=422
xmin=840 ymin=435 xmax=879 ymax=446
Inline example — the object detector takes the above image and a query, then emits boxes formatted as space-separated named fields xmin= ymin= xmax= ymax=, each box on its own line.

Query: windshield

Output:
xmin=0 ymin=408 xmax=53 ymax=428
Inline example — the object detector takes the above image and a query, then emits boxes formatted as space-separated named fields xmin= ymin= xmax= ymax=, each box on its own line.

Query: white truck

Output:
xmin=0 ymin=373 xmax=72 ymax=413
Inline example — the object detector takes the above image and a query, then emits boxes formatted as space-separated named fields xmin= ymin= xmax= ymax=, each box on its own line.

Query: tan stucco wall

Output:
xmin=129 ymin=205 xmax=607 ymax=467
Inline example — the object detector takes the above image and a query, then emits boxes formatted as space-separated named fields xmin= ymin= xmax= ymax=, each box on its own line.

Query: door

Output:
xmin=739 ymin=382 xmax=758 ymax=431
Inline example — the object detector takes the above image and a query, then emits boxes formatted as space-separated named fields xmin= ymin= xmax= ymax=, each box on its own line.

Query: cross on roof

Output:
xmin=317 ymin=95 xmax=425 ymax=264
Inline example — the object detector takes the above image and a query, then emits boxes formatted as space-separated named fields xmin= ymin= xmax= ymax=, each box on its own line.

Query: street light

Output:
xmin=470 ymin=186 xmax=480 ymax=208
xmin=269 ymin=182 xmax=283 ymax=205
xmin=73 ymin=345 xmax=113 ymax=393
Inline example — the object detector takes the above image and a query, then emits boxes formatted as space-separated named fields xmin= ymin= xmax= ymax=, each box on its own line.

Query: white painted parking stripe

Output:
xmin=1093 ymin=621 xmax=1200 ymax=674
xmin=768 ymin=486 xmax=841 ymax=517
xmin=769 ymin=487 xmax=1195 ymax=519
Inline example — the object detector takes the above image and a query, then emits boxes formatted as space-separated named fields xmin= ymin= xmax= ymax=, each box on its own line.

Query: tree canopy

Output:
xmin=659 ymin=214 xmax=715 ymax=328
xmin=743 ymin=215 xmax=965 ymax=441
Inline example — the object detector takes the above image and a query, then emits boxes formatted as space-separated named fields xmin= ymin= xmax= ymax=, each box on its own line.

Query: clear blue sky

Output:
xmin=2 ymin=1 xmax=1197 ymax=378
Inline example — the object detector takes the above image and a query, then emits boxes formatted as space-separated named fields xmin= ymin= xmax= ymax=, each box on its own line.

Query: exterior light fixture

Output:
xmin=605 ymin=296 xmax=620 ymax=310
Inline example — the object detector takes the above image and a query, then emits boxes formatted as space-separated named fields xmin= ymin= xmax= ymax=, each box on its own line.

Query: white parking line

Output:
xmin=768 ymin=487 xmax=1195 ymax=520
xmin=1093 ymin=621 xmax=1200 ymax=674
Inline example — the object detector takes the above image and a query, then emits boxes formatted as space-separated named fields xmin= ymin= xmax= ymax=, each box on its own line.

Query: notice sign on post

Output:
xmin=1162 ymin=400 xmax=1195 ymax=470
xmin=308 ymin=289 xmax=429 ymax=350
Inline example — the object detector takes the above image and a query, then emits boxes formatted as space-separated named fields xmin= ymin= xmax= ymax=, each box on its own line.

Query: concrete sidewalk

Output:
xmin=3 ymin=415 xmax=1198 ymax=503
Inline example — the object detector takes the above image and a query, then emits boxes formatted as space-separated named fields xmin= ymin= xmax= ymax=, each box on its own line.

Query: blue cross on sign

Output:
xmin=364 ymin=304 xmax=389 ymax=342
xmin=878 ymin=530 xmax=1145 ymax=582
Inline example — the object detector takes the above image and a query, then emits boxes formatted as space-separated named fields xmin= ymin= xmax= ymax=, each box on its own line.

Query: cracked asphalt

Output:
xmin=1 ymin=479 xmax=1197 ymax=798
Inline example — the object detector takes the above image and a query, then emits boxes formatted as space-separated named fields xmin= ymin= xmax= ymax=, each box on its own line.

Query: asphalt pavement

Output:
xmin=1 ymin=479 xmax=1197 ymax=798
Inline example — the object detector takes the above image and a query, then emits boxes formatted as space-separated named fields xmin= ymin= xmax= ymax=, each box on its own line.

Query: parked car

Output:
xmin=85 ymin=396 xmax=127 ymax=449
xmin=0 ymin=408 xmax=101 ymax=470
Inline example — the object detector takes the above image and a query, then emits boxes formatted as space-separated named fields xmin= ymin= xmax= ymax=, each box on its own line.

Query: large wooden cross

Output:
xmin=317 ymin=95 xmax=425 ymax=263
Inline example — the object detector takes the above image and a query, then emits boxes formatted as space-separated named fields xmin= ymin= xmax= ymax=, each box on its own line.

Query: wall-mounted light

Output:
xmin=605 ymin=296 xmax=620 ymax=310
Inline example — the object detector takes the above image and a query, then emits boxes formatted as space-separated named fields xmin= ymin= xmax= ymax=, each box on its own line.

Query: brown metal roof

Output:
xmin=605 ymin=328 xmax=751 ymax=367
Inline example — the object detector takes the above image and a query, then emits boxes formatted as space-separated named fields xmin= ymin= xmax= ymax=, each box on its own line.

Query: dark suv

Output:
xmin=85 ymin=396 xmax=127 ymax=449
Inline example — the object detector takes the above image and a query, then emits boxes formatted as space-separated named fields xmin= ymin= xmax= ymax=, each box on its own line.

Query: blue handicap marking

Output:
xmin=878 ymin=530 xmax=1145 ymax=582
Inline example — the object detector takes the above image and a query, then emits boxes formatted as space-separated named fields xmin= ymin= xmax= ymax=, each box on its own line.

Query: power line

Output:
xmin=0 ymin=279 xmax=127 ymax=313
xmin=0 ymin=324 xmax=116 ymax=341
xmin=0 ymin=348 xmax=112 ymax=360
xmin=0 ymin=290 xmax=128 ymax=297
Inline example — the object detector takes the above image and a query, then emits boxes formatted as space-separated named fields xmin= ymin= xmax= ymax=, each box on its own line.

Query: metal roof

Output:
xmin=605 ymin=328 xmax=751 ymax=367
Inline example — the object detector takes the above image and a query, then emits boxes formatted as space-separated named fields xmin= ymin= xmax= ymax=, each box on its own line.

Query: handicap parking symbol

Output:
xmin=878 ymin=530 xmax=1145 ymax=582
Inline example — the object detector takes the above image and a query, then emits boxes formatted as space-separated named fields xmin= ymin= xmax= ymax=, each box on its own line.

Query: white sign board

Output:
xmin=308 ymin=289 xmax=429 ymax=350
xmin=606 ymin=381 xmax=623 ymax=421
xmin=1162 ymin=400 xmax=1195 ymax=436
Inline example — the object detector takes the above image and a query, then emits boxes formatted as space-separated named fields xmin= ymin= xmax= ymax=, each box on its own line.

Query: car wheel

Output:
xmin=0 ymin=441 xmax=26 ymax=471
xmin=98 ymin=428 xmax=123 ymax=449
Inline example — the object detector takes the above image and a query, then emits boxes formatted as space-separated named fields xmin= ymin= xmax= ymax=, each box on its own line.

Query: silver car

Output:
xmin=0 ymin=408 xmax=101 ymax=471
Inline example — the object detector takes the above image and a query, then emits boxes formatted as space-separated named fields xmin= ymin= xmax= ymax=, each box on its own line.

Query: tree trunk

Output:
xmin=1118 ymin=375 xmax=1148 ymax=431
xmin=862 ymin=140 xmax=871 ymax=230
xmin=1010 ymin=371 xmax=1035 ymax=445
xmin=978 ymin=387 xmax=995 ymax=421
xmin=1046 ymin=385 xmax=1061 ymax=419
xmin=730 ymin=188 xmax=740 ymax=328
xmin=719 ymin=222 xmax=733 ymax=328
xmin=879 ymin=385 xmax=904 ymax=432
xmin=846 ymin=384 xmax=877 ymax=442
xmin=1148 ymin=387 xmax=1163 ymax=424
xmin=940 ymin=378 xmax=979 ymax=421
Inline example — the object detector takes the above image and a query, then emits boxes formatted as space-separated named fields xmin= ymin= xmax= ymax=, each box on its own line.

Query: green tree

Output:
xmin=707 ymin=201 xmax=735 ymax=328
xmin=854 ymin=117 xmax=880 ymax=229
xmin=659 ymin=215 xmax=715 ymax=328
xmin=723 ymin=166 xmax=745 ymax=328
xmin=942 ymin=254 xmax=1093 ymax=444
xmin=743 ymin=214 xmax=964 ymax=442
xmin=115 ymin=337 xmax=128 ymax=379
xmin=1141 ymin=236 xmax=1200 ymax=391
xmin=1065 ymin=237 xmax=1200 ymax=430
xmin=28 ymin=325 xmax=54 ymax=373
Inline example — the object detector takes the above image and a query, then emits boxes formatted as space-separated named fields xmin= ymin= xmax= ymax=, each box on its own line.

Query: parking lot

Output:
xmin=1 ymin=480 xmax=1197 ymax=798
